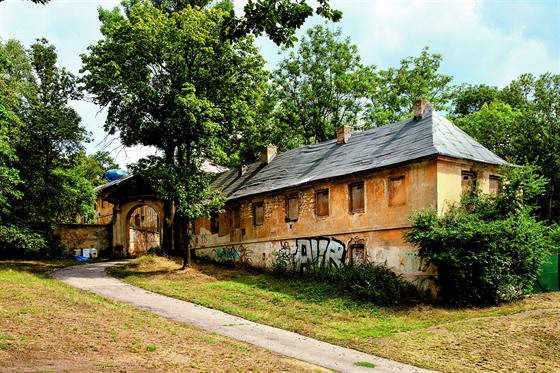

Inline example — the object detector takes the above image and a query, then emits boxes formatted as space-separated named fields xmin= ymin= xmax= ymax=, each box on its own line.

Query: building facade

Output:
xmin=191 ymin=100 xmax=506 ymax=285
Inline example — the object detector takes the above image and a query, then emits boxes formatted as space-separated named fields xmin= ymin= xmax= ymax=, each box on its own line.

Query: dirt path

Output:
xmin=52 ymin=261 xmax=439 ymax=373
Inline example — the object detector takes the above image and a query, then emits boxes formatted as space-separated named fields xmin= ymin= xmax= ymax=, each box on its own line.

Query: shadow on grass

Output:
xmin=113 ymin=255 xmax=399 ymax=310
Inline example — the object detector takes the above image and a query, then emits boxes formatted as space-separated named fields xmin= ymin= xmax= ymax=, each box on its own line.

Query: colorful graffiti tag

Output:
xmin=273 ymin=237 xmax=347 ymax=271
xmin=213 ymin=245 xmax=253 ymax=265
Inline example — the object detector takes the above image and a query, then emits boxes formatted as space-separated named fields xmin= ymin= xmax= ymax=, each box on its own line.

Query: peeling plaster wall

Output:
xmin=56 ymin=224 xmax=111 ymax=256
xmin=193 ymin=157 xmax=500 ymax=285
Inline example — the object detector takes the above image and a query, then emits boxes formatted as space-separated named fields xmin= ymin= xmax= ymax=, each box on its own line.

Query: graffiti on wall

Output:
xmin=274 ymin=237 xmax=347 ymax=271
xmin=213 ymin=245 xmax=253 ymax=265
xmin=294 ymin=236 xmax=346 ymax=269
xmin=398 ymin=252 xmax=423 ymax=273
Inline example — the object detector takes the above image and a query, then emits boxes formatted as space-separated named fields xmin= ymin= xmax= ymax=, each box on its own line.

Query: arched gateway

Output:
xmin=95 ymin=176 xmax=165 ymax=257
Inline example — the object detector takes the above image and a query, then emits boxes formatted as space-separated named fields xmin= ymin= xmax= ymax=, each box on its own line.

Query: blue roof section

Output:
xmin=213 ymin=108 xmax=508 ymax=201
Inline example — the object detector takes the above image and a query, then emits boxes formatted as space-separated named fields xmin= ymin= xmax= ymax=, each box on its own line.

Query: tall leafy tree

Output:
xmin=0 ymin=48 xmax=23 ymax=219
xmin=0 ymin=39 xmax=95 ymax=257
xmin=267 ymin=24 xmax=374 ymax=150
xmin=13 ymin=39 xmax=91 ymax=228
xmin=366 ymin=46 xmax=454 ymax=126
xmin=81 ymin=1 xmax=267 ymax=265
xmin=455 ymin=73 xmax=560 ymax=221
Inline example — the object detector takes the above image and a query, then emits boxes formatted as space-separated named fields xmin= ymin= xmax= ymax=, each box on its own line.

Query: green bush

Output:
xmin=0 ymin=225 xmax=49 ymax=259
xmin=405 ymin=166 xmax=555 ymax=307
xmin=329 ymin=263 xmax=421 ymax=306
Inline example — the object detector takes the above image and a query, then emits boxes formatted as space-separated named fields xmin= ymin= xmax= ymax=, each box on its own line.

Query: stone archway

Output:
xmin=111 ymin=199 xmax=165 ymax=258
xmin=127 ymin=204 xmax=160 ymax=257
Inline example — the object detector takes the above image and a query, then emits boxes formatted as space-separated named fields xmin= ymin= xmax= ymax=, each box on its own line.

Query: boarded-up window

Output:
xmin=489 ymin=175 xmax=500 ymax=194
xmin=253 ymin=202 xmax=264 ymax=226
xmin=285 ymin=195 xmax=299 ymax=221
xmin=350 ymin=244 xmax=365 ymax=265
xmin=231 ymin=206 xmax=240 ymax=229
xmin=461 ymin=171 xmax=476 ymax=194
xmin=389 ymin=176 xmax=406 ymax=206
xmin=210 ymin=213 xmax=219 ymax=234
xmin=316 ymin=189 xmax=329 ymax=216
xmin=349 ymin=182 xmax=365 ymax=213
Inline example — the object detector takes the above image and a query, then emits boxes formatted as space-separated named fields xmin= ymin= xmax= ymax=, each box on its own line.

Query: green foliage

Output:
xmin=310 ymin=263 xmax=421 ymax=307
xmin=82 ymin=1 xmax=268 ymax=260
xmin=0 ymin=39 xmax=94 ymax=258
xmin=265 ymin=24 xmax=374 ymax=150
xmin=269 ymin=248 xmax=420 ymax=306
xmin=454 ymin=73 xmax=560 ymax=222
xmin=366 ymin=46 xmax=454 ymax=126
xmin=0 ymin=225 xmax=49 ymax=259
xmin=405 ymin=166 xmax=554 ymax=307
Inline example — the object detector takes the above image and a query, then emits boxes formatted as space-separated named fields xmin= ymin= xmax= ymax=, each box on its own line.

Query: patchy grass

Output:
xmin=111 ymin=256 xmax=560 ymax=373
xmin=0 ymin=260 xmax=327 ymax=372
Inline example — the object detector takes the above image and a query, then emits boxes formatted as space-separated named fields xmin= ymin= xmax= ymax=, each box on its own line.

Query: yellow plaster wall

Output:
xmin=193 ymin=159 xmax=441 ymax=280
xmin=436 ymin=156 xmax=501 ymax=213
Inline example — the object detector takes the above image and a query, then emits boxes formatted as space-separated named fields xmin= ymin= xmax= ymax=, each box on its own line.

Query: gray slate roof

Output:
xmin=212 ymin=108 xmax=507 ymax=201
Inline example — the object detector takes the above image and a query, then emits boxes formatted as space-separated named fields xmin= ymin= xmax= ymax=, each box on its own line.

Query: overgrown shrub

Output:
xmin=321 ymin=263 xmax=421 ymax=306
xmin=0 ymin=225 xmax=49 ymax=259
xmin=405 ymin=165 xmax=555 ymax=307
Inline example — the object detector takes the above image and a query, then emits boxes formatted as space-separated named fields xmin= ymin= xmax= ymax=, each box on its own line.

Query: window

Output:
xmin=461 ymin=171 xmax=476 ymax=194
xmin=210 ymin=213 xmax=219 ymax=234
xmin=231 ymin=206 xmax=240 ymax=229
xmin=316 ymin=189 xmax=329 ymax=217
xmin=349 ymin=182 xmax=365 ymax=213
xmin=285 ymin=195 xmax=299 ymax=221
xmin=253 ymin=202 xmax=264 ymax=226
xmin=350 ymin=244 xmax=365 ymax=265
xmin=489 ymin=175 xmax=500 ymax=194
xmin=389 ymin=176 xmax=406 ymax=206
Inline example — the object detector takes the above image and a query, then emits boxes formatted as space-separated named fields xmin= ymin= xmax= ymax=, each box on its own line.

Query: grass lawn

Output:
xmin=0 ymin=259 xmax=327 ymax=372
xmin=111 ymin=256 xmax=560 ymax=373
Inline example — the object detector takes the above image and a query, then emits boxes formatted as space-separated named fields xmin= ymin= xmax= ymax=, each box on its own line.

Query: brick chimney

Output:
xmin=336 ymin=125 xmax=354 ymax=144
xmin=413 ymin=98 xmax=434 ymax=119
xmin=260 ymin=144 xmax=277 ymax=164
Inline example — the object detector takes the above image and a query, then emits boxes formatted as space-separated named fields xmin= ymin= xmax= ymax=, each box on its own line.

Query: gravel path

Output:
xmin=52 ymin=261 xmax=439 ymax=373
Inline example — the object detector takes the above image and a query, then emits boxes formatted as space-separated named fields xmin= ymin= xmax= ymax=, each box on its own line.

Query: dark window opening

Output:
xmin=210 ymin=213 xmax=219 ymax=234
xmin=231 ymin=206 xmax=240 ymax=229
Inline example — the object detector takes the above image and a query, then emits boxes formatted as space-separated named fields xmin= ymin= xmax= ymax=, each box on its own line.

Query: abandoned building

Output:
xmin=60 ymin=99 xmax=507 ymax=286
xmin=191 ymin=99 xmax=507 ymax=284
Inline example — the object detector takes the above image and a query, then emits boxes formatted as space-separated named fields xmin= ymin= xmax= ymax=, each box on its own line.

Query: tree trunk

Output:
xmin=181 ymin=215 xmax=191 ymax=269
xmin=162 ymin=145 xmax=176 ymax=255
xmin=162 ymin=200 xmax=175 ymax=255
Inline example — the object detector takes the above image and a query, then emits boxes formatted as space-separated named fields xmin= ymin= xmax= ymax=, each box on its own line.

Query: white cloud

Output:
xmin=330 ymin=0 xmax=558 ymax=87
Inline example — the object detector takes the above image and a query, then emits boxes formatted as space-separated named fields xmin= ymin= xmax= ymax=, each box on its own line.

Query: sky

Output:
xmin=1 ymin=0 xmax=559 ymax=169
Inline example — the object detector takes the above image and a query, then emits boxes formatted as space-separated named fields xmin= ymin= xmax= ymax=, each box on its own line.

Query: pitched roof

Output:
xmin=213 ymin=108 xmax=508 ymax=201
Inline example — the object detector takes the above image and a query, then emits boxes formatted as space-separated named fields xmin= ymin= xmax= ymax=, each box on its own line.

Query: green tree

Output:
xmin=267 ymin=24 xmax=374 ymax=150
xmin=451 ymin=83 xmax=500 ymax=118
xmin=405 ymin=166 xmax=553 ymax=307
xmin=454 ymin=101 xmax=522 ymax=161
xmin=13 ymin=39 xmax=91 ymax=227
xmin=0 ymin=39 xmax=94 ymax=257
xmin=366 ymin=47 xmax=454 ymax=126
xmin=455 ymin=73 xmax=560 ymax=221
xmin=0 ymin=48 xmax=23 ymax=219
xmin=81 ymin=1 xmax=267 ymax=265
xmin=71 ymin=150 xmax=120 ymax=187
